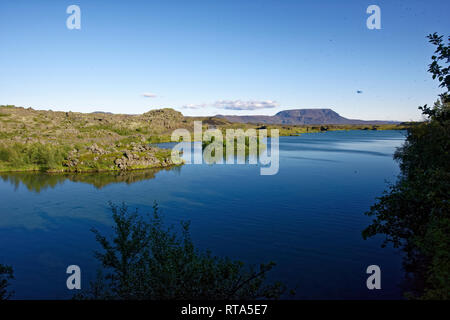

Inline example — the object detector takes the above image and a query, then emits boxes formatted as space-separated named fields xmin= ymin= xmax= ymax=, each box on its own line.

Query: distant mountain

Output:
xmin=92 ymin=111 xmax=113 ymax=114
xmin=216 ymin=109 xmax=399 ymax=125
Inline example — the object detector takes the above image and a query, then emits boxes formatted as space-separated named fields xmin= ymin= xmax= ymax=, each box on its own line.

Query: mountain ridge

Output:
xmin=215 ymin=108 xmax=400 ymax=125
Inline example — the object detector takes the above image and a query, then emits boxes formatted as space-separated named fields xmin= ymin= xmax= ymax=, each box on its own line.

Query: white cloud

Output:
xmin=214 ymin=100 xmax=278 ymax=110
xmin=181 ymin=103 xmax=207 ymax=110
xmin=181 ymin=100 xmax=278 ymax=110
xmin=142 ymin=93 xmax=157 ymax=98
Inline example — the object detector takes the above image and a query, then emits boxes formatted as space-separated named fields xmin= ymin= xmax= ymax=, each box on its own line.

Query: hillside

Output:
xmin=217 ymin=108 xmax=399 ymax=125
xmin=0 ymin=105 xmax=190 ymax=172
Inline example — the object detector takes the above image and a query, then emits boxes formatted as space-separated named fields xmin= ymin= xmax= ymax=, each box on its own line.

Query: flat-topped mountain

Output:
xmin=216 ymin=108 xmax=399 ymax=125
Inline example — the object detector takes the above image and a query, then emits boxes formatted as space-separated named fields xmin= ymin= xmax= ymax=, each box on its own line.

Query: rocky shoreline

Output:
xmin=65 ymin=143 xmax=176 ymax=172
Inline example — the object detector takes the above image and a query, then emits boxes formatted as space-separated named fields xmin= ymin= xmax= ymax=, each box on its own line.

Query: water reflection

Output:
xmin=0 ymin=166 xmax=181 ymax=193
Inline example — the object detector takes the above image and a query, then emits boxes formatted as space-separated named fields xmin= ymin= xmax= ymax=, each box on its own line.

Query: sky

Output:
xmin=0 ymin=0 xmax=449 ymax=121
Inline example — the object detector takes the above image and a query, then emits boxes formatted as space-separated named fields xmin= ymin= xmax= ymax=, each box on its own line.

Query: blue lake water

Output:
xmin=0 ymin=130 xmax=406 ymax=299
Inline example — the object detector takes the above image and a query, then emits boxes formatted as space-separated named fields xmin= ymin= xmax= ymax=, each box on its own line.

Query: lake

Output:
xmin=0 ymin=130 xmax=406 ymax=299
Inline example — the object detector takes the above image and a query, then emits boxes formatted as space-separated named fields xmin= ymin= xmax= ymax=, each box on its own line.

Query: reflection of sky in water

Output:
xmin=0 ymin=130 xmax=406 ymax=299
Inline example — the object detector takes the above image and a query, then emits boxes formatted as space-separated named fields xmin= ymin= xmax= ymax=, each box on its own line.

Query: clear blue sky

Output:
xmin=0 ymin=0 xmax=449 ymax=121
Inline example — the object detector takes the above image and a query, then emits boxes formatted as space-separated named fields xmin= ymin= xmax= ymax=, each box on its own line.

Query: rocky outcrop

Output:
xmin=114 ymin=153 xmax=171 ymax=170
xmin=114 ymin=147 xmax=173 ymax=170
xmin=88 ymin=144 xmax=106 ymax=155
xmin=64 ymin=143 xmax=174 ymax=171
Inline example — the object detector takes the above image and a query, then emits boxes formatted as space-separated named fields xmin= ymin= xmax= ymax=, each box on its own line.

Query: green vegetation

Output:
xmin=78 ymin=203 xmax=285 ymax=300
xmin=0 ymin=142 xmax=70 ymax=172
xmin=363 ymin=33 xmax=449 ymax=300
xmin=0 ymin=141 xmax=174 ymax=173
xmin=202 ymin=134 xmax=265 ymax=159
xmin=147 ymin=134 xmax=173 ymax=144
xmin=0 ymin=264 xmax=14 ymax=300
xmin=0 ymin=107 xmax=185 ymax=173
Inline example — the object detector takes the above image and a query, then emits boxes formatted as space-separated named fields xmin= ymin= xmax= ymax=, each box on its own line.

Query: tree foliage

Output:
xmin=0 ymin=264 xmax=14 ymax=300
xmin=363 ymin=34 xmax=449 ymax=299
xmin=78 ymin=203 xmax=285 ymax=300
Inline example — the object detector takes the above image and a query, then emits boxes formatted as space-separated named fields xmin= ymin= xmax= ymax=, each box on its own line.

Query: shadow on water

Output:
xmin=0 ymin=166 xmax=181 ymax=193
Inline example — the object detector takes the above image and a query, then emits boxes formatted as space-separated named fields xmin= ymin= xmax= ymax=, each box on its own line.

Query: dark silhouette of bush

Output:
xmin=78 ymin=203 xmax=285 ymax=300
xmin=0 ymin=264 xmax=14 ymax=300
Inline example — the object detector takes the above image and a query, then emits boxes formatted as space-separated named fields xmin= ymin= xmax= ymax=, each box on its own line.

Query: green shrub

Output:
xmin=78 ymin=203 xmax=285 ymax=300
xmin=0 ymin=147 xmax=11 ymax=162
xmin=0 ymin=143 xmax=69 ymax=171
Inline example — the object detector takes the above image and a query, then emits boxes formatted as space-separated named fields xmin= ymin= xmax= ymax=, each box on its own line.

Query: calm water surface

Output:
xmin=0 ymin=130 xmax=406 ymax=299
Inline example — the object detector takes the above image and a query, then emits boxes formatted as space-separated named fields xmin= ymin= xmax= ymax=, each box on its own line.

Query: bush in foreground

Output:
xmin=0 ymin=264 xmax=14 ymax=300
xmin=78 ymin=203 xmax=285 ymax=300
